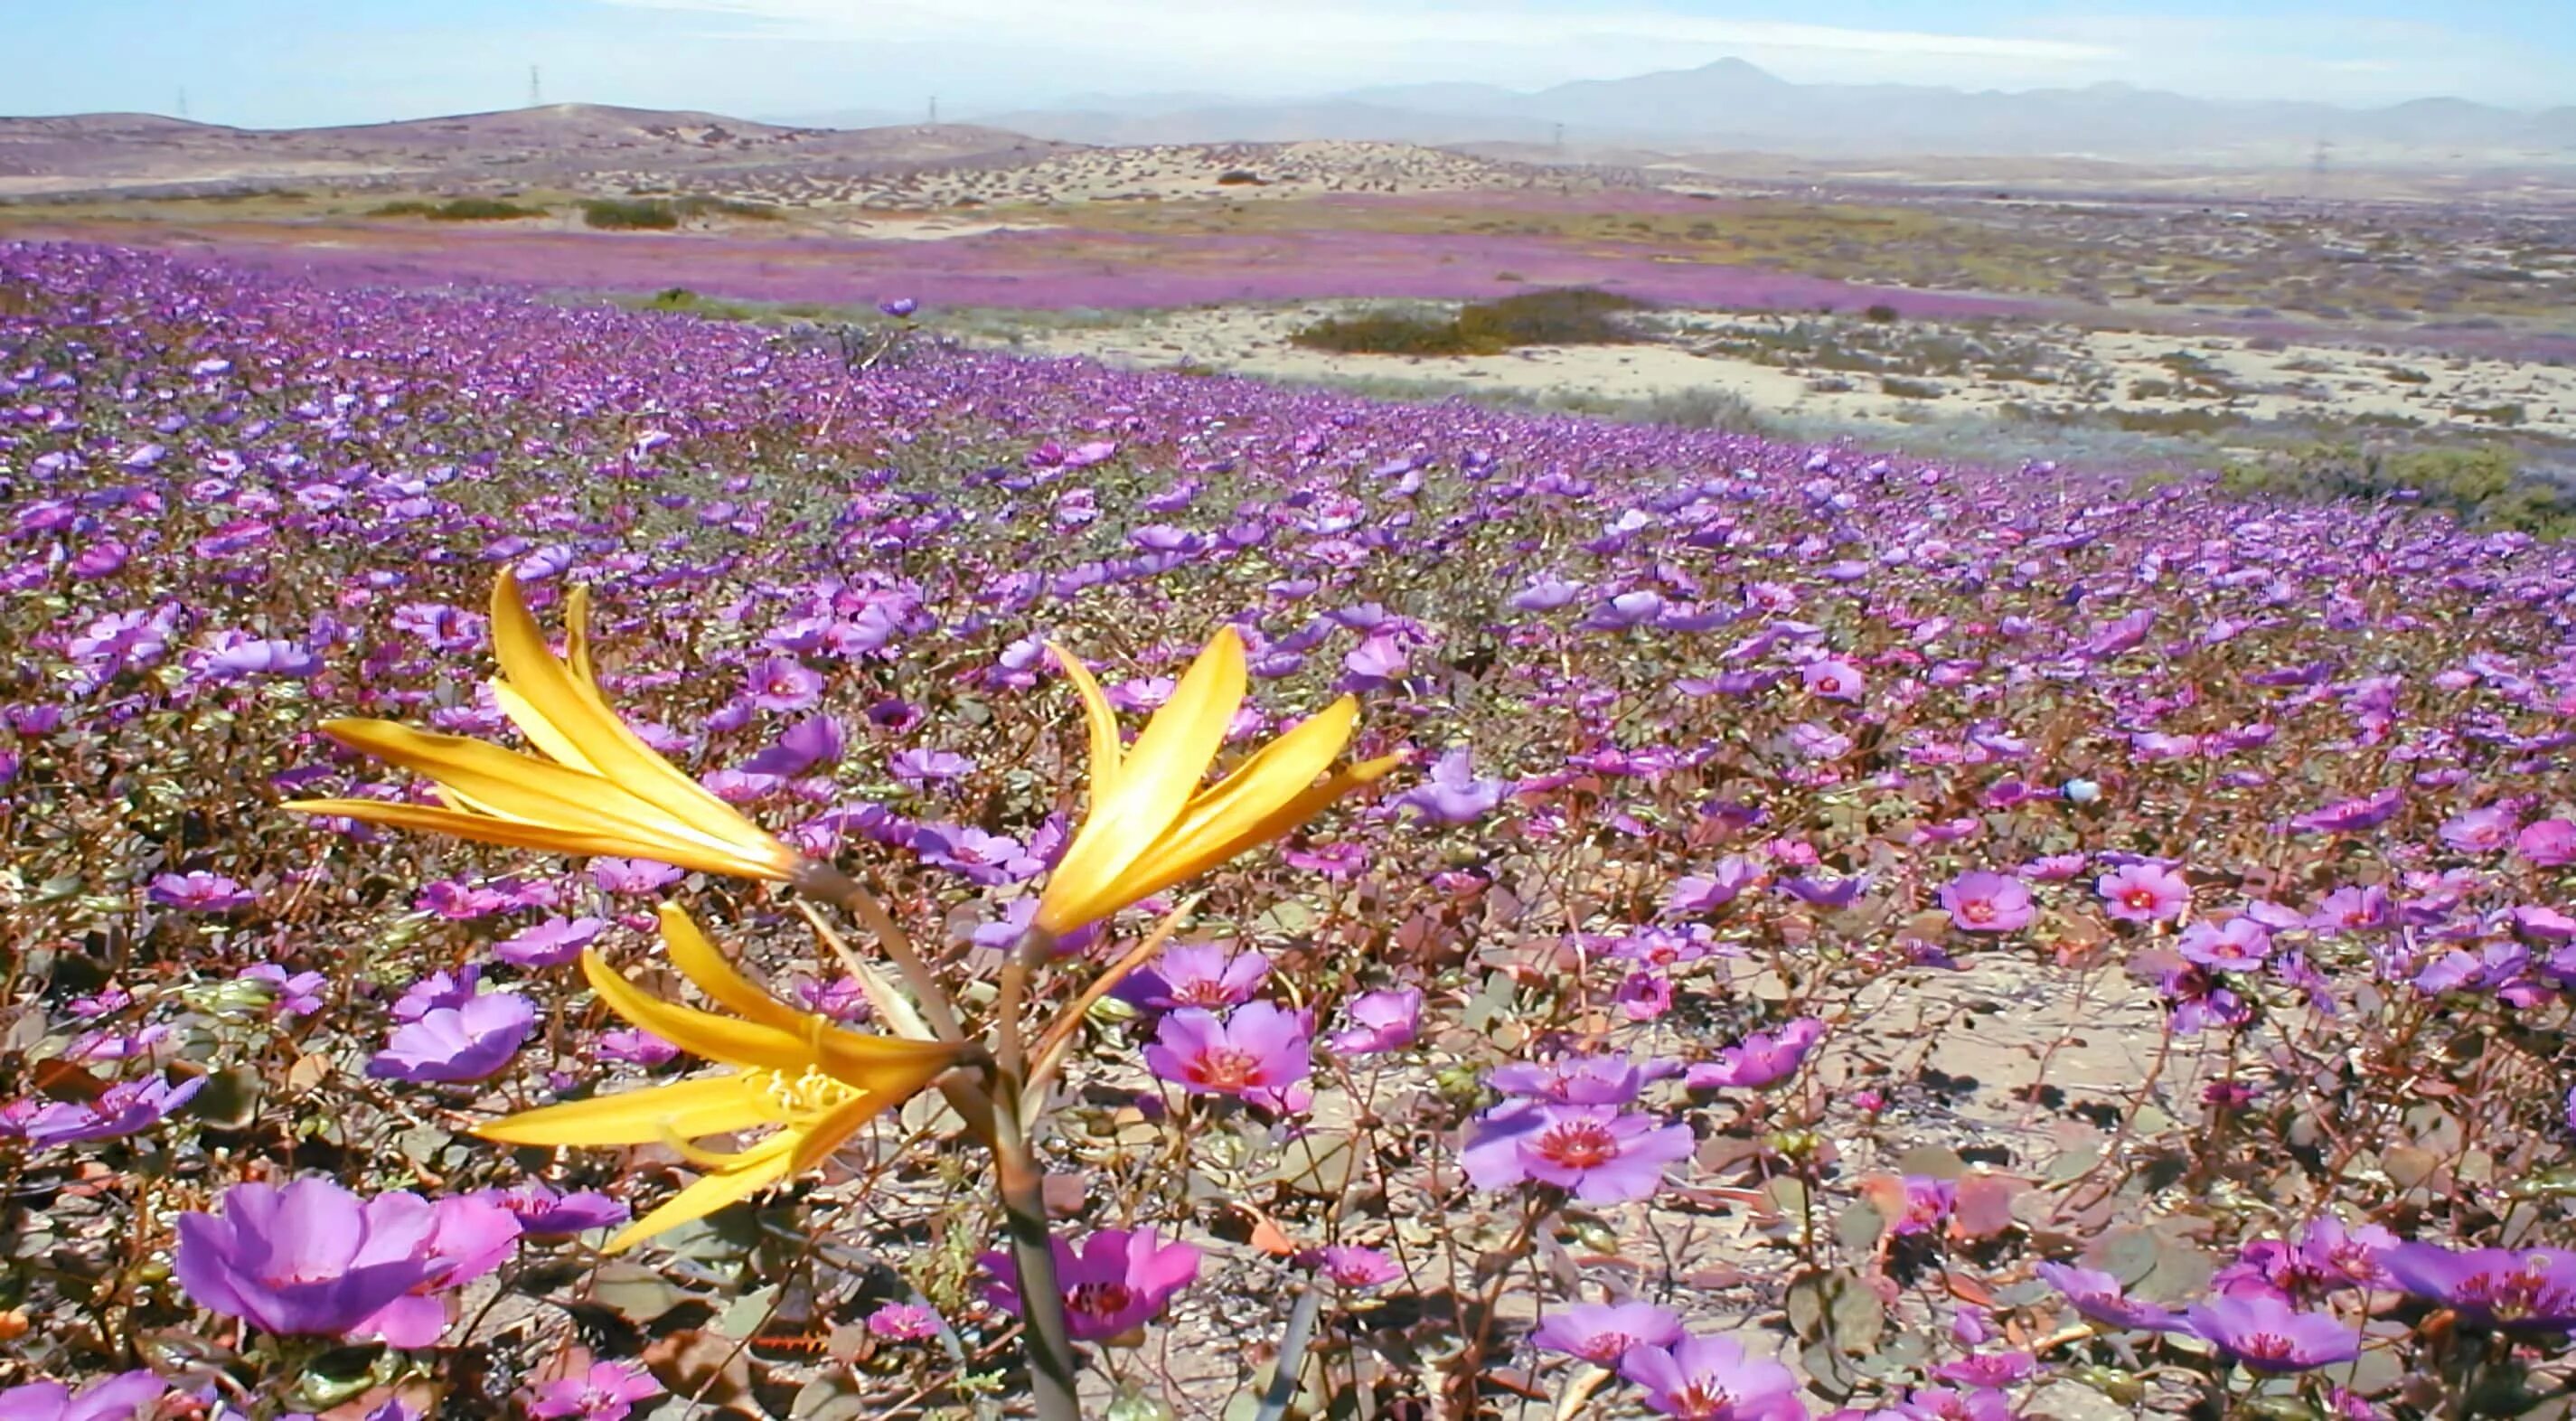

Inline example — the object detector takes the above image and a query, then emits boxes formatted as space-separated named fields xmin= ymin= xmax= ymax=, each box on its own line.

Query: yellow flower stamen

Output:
xmin=473 ymin=905 xmax=971 ymax=1251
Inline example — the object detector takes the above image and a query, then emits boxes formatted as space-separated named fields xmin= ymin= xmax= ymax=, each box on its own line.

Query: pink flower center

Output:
xmin=1534 ymin=1119 xmax=1619 ymax=1171
xmin=2122 ymin=889 xmax=2158 ymax=910
xmin=1173 ymin=980 xmax=1241 ymax=1007
xmin=1668 ymin=1383 xmax=1743 ymax=1420
xmin=1067 ymin=1281 xmax=1137 ymax=1322
xmin=2234 ymin=1330 xmax=2294 ymax=1361
xmin=1960 ymin=900 xmax=1996 ymax=924
xmin=1188 ymin=1047 xmax=1265 ymax=1092
xmin=1578 ymin=1331 xmax=1636 ymax=1363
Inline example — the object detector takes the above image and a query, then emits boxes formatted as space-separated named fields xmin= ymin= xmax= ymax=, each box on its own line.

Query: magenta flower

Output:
xmin=1929 ymin=1350 xmax=2035 ymax=1388
xmin=2176 ymin=917 xmax=2272 ymax=971
xmin=1315 ymin=1245 xmax=1402 ymax=1290
xmin=2035 ymin=1262 xmax=2182 ymax=1331
xmin=391 ymin=965 xmax=481 ymax=1021
xmin=1124 ymin=944 xmax=1271 ymax=1011
xmin=1142 ymin=1003 xmax=1311 ymax=1097
xmin=2379 ymin=1242 xmax=2576 ymax=1331
xmin=1938 ymin=872 xmax=2032 ymax=933
xmin=2440 ymin=805 xmax=2517 ymax=853
xmin=1618 ymin=1333 xmax=1807 ymax=1420
xmin=480 ymin=1181 xmax=628 ymax=1237
xmin=2182 ymin=1294 xmax=2360 ymax=1372
xmin=746 ymin=655 xmax=824 ymax=712
xmin=1487 ymin=1054 xmax=1677 ymax=1106
xmin=982 ymin=1227 xmax=1200 ymax=1341
xmin=149 ymin=870 xmax=255 ymax=913
xmin=1529 ymin=1299 xmax=1684 ymax=1365
xmin=1802 ymin=660 xmax=1865 ymax=701
xmin=2097 ymin=863 xmax=2190 ymax=923
xmin=173 ymin=1178 xmax=448 ymax=1338
xmin=525 ymin=1360 xmax=663 ymax=1421
xmin=367 ymin=993 xmax=535 ymax=1085
xmin=741 ymin=711 xmax=844 ymax=776
xmin=1461 ymin=1101 xmax=1694 ymax=1204
xmin=1687 ymin=1019 xmax=1826 ymax=1090
xmin=240 ymin=964 xmax=327 ymax=1018
xmin=1890 ymin=1387 xmax=2010 ymax=1421
xmin=493 ymin=915 xmax=607 ymax=968
xmin=1889 ymin=1176 xmax=1956 ymax=1237
xmin=2290 ymin=787 xmax=2402 ymax=833
xmin=0 ymin=1371 xmax=169 ymax=1421
xmin=1392 ymin=747 xmax=1509 ymax=823
xmin=867 ymin=1301 xmax=943 ymax=1340
xmin=1667 ymin=858 xmax=1763 ymax=914
xmin=2518 ymin=818 xmax=2576 ymax=867
xmin=891 ymin=747 xmax=975 ymax=787
xmin=354 ymin=1193 xmax=522 ymax=1347
xmin=1325 ymin=988 xmax=1423 ymax=1055
xmin=23 ymin=1075 xmax=204 ymax=1148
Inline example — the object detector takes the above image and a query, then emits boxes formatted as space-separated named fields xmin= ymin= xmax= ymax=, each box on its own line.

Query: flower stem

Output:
xmin=991 ymin=929 xmax=1080 ymax=1421
xmin=793 ymin=860 xmax=965 ymax=1042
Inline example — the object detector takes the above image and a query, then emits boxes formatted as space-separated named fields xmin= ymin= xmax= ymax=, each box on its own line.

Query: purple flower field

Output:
xmin=8 ymin=238 xmax=2576 ymax=1418
xmin=14 ymin=218 xmax=2026 ymax=319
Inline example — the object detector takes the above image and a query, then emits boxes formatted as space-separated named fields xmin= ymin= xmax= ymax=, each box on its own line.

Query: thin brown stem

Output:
xmin=792 ymin=859 xmax=966 ymax=1042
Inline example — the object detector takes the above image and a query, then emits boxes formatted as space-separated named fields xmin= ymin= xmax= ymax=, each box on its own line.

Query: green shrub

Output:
xmin=428 ymin=197 xmax=545 ymax=221
xmin=1292 ymin=311 xmax=1497 ymax=356
xmin=1880 ymin=377 xmax=1943 ymax=400
xmin=670 ymin=195 xmax=780 ymax=221
xmin=369 ymin=197 xmax=545 ymax=221
xmin=2218 ymin=443 xmax=2576 ymax=538
xmin=580 ymin=199 xmax=680 ymax=231
xmin=1290 ymin=288 xmax=1648 ymax=356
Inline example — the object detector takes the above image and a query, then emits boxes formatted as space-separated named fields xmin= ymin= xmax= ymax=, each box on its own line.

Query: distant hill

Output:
xmin=0 ymin=104 xmax=1076 ymax=197
xmin=974 ymin=59 xmax=2576 ymax=167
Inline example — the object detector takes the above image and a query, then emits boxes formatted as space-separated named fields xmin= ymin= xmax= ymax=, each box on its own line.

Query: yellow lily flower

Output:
xmin=475 ymin=905 xmax=971 ymax=1251
xmin=286 ymin=573 xmax=802 ymax=881
xmin=1032 ymin=627 xmax=1403 ymax=936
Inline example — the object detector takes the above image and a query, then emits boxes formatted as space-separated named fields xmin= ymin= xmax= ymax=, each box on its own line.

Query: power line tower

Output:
xmin=2309 ymin=138 xmax=2332 ymax=197
xmin=927 ymin=95 xmax=938 ymax=126
xmin=175 ymin=87 xmax=189 ymax=120
xmin=1553 ymin=122 xmax=1565 ymax=151
xmin=528 ymin=66 xmax=543 ymax=108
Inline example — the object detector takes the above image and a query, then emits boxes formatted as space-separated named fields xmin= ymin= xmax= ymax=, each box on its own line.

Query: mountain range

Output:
xmin=835 ymin=59 xmax=2576 ymax=165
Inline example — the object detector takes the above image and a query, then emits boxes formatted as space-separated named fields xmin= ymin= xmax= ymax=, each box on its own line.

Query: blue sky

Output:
xmin=5 ymin=0 xmax=2570 ymax=128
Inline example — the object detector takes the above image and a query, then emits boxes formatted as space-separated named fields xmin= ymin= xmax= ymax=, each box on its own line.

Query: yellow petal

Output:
xmin=491 ymin=681 xmax=604 ymax=774
xmin=286 ymin=795 xmax=776 ymax=880
xmin=474 ymin=1073 xmax=779 ymax=1147
xmin=1043 ymin=628 xmax=1245 ymax=922
xmin=319 ymin=720 xmax=733 ymax=851
xmin=1152 ymin=697 xmax=1358 ymax=865
xmin=808 ymin=1030 xmax=966 ymax=1101
xmin=786 ymin=1087 xmax=895 ymax=1174
xmin=657 ymin=904 xmax=811 ymax=1036
xmin=489 ymin=575 xmax=789 ymax=867
xmin=578 ymin=951 xmax=825 ymax=1075
xmin=603 ymin=1136 xmax=799 ymax=1253
xmin=1101 ymin=749 xmax=1405 ymax=913
xmin=564 ymin=583 xmax=599 ymax=689
xmin=1048 ymin=642 xmax=1126 ymax=807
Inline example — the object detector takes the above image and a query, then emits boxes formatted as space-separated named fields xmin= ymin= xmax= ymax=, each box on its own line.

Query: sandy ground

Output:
xmin=629 ymin=140 xmax=1613 ymax=211
xmin=990 ymin=301 xmax=2576 ymax=438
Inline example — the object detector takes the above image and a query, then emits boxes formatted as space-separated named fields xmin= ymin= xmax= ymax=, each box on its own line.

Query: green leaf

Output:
xmin=588 ymin=1261 xmax=690 ymax=1323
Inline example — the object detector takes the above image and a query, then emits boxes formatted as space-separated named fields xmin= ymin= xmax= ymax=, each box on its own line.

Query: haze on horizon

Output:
xmin=7 ymin=0 xmax=2573 ymax=133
